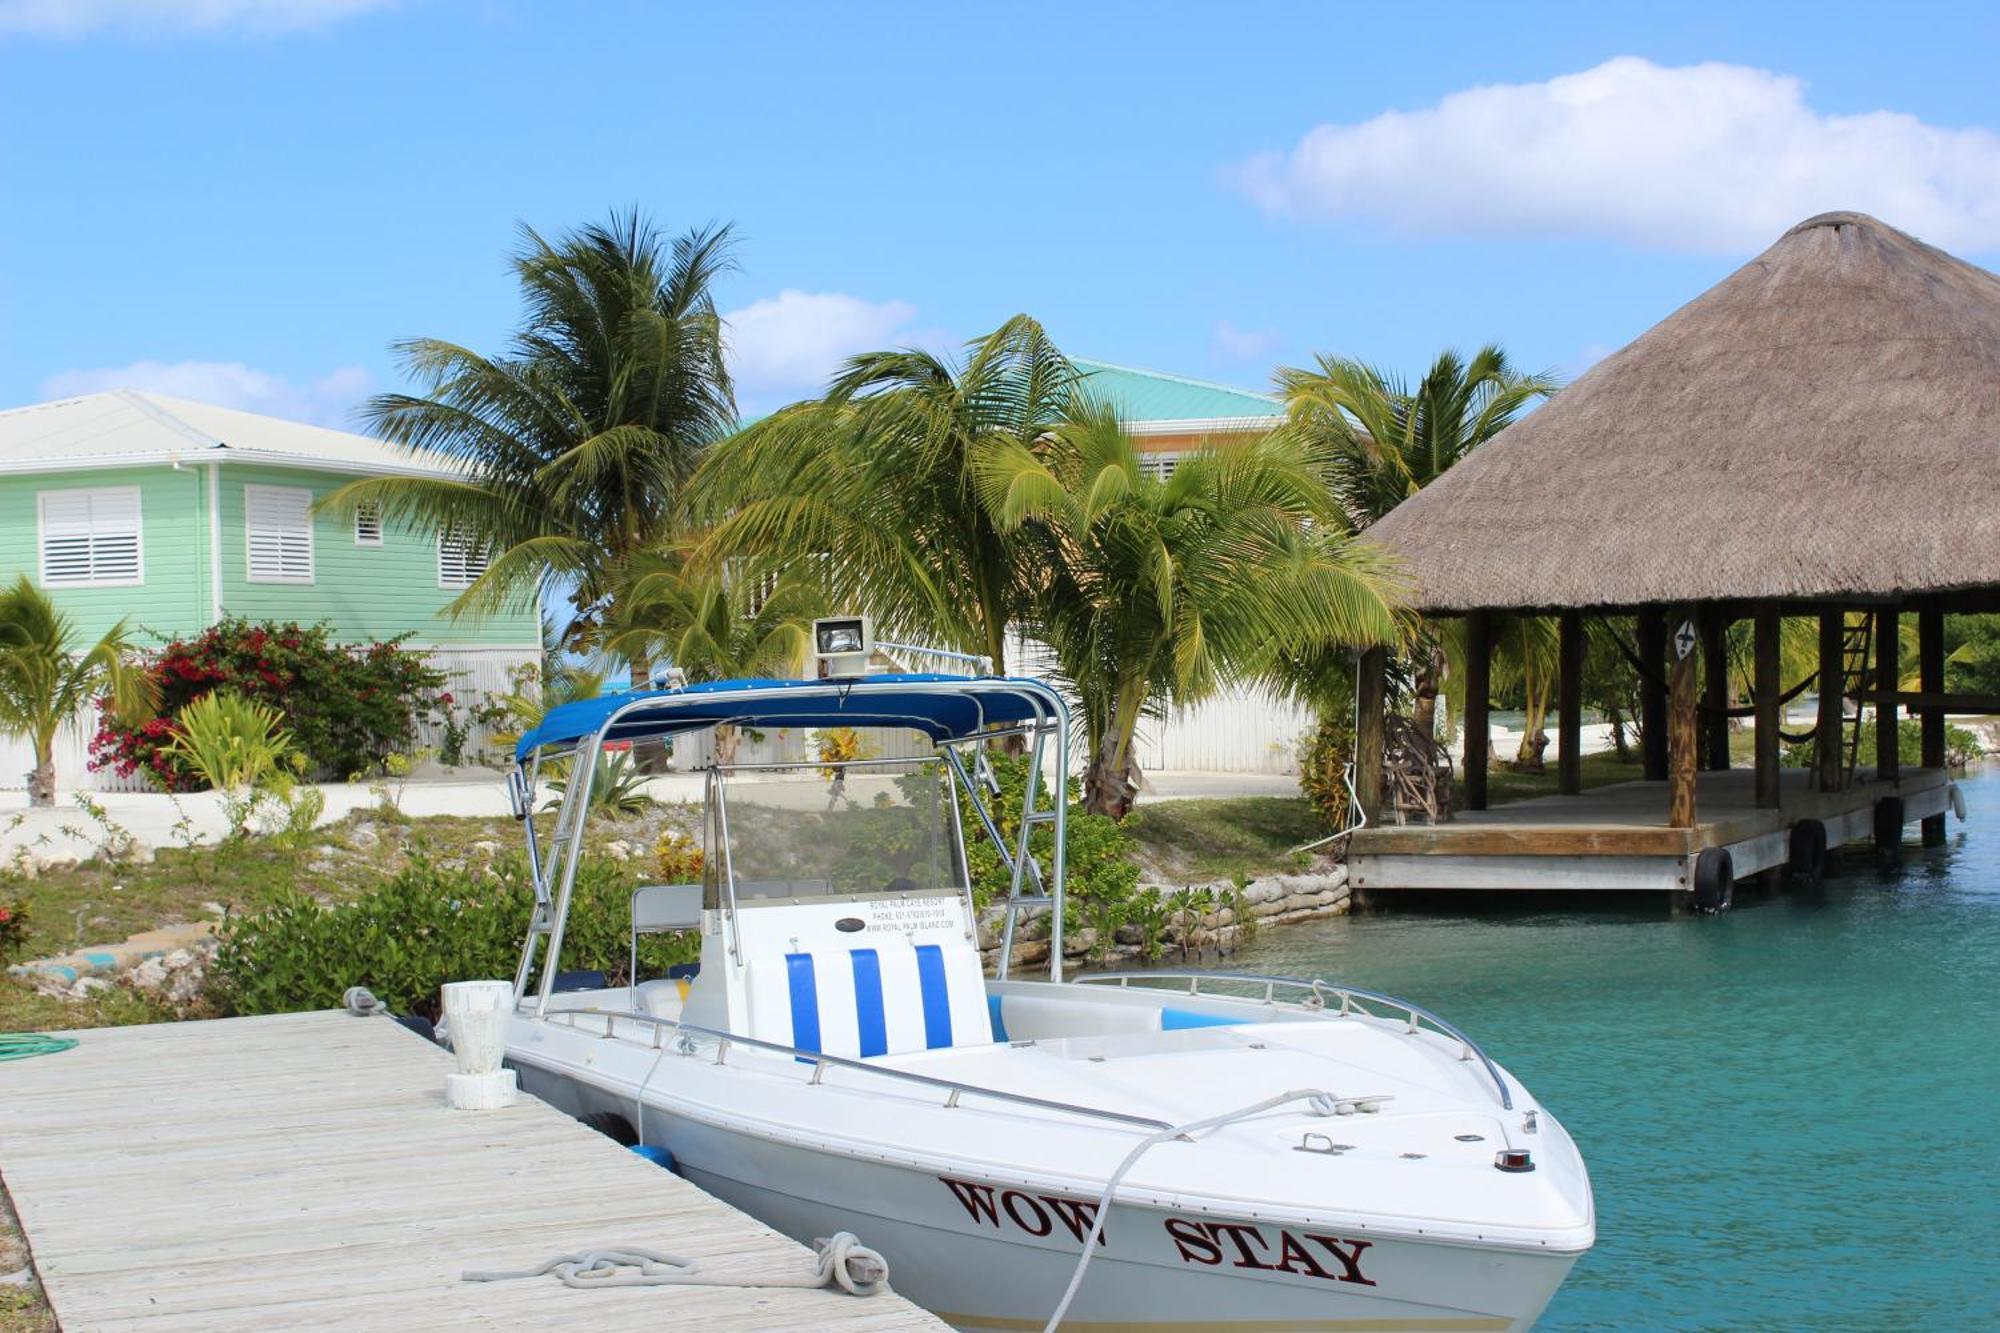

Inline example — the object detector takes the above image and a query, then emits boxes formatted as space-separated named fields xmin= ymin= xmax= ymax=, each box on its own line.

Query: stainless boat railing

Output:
xmin=541 ymin=1006 xmax=1178 ymax=1134
xmin=1068 ymin=970 xmax=1515 ymax=1111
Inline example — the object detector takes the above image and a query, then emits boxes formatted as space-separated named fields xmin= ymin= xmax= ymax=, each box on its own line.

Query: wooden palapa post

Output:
xmin=1355 ymin=646 xmax=1387 ymax=824
xmin=1557 ymin=610 xmax=1583 ymax=796
xmin=1667 ymin=606 xmax=1698 ymax=828
xmin=1875 ymin=608 xmax=1899 ymax=782
xmin=1753 ymin=604 xmax=1781 ymax=809
xmin=1919 ymin=604 xmax=1946 ymax=846
xmin=1700 ymin=610 xmax=1731 ymax=771
xmin=1638 ymin=607 xmax=1668 ymax=781
xmin=1817 ymin=610 xmax=1845 ymax=793
xmin=1463 ymin=610 xmax=1491 ymax=811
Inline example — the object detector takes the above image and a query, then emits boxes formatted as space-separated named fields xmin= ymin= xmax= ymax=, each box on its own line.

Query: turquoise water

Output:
xmin=1234 ymin=772 xmax=2000 ymax=1330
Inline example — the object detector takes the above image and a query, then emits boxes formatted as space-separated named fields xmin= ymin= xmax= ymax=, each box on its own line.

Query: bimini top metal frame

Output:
xmin=510 ymin=674 xmax=1071 ymax=1016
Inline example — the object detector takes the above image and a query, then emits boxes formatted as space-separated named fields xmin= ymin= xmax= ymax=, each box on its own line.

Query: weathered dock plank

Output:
xmin=0 ymin=1009 xmax=944 ymax=1331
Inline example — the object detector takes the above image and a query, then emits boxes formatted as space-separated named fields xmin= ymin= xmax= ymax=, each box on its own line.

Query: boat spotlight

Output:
xmin=813 ymin=615 xmax=873 ymax=677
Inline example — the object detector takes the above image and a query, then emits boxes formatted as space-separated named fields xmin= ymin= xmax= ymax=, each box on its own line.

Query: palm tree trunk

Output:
xmin=1411 ymin=638 xmax=1444 ymax=740
xmin=713 ymin=723 xmax=741 ymax=767
xmin=1082 ymin=682 xmax=1146 ymax=818
xmin=28 ymin=738 xmax=55 ymax=808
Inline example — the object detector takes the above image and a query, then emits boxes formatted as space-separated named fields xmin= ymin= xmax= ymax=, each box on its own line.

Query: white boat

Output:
xmin=493 ymin=662 xmax=1594 ymax=1331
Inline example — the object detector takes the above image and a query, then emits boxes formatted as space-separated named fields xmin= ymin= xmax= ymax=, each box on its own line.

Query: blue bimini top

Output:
xmin=514 ymin=673 xmax=1065 ymax=761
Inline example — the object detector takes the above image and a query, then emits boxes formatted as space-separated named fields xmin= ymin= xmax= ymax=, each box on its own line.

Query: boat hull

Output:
xmin=515 ymin=1057 xmax=1580 ymax=1332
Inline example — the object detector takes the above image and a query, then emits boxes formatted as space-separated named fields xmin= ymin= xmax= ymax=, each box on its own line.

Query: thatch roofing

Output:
xmin=1366 ymin=212 xmax=2000 ymax=613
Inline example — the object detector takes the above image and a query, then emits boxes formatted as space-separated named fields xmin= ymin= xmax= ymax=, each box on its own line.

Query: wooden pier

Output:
xmin=1350 ymin=767 xmax=1953 ymax=894
xmin=0 ymin=1010 xmax=943 ymax=1331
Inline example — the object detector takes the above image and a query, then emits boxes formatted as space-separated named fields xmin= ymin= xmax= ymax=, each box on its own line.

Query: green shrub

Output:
xmin=210 ymin=854 xmax=697 ymax=1020
xmin=956 ymin=753 xmax=1140 ymax=931
xmin=0 ymin=897 xmax=28 ymax=963
xmin=1296 ymin=714 xmax=1354 ymax=829
xmin=167 ymin=691 xmax=295 ymax=790
xmin=91 ymin=618 xmax=445 ymax=786
xmin=1781 ymin=717 xmax=1984 ymax=770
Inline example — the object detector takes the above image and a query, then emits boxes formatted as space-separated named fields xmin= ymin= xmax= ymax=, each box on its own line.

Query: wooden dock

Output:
xmin=0 ymin=1010 xmax=944 ymax=1331
xmin=1349 ymin=766 xmax=1954 ymax=893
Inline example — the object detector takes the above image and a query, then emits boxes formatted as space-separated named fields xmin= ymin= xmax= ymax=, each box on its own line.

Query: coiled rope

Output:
xmin=463 ymin=1230 xmax=888 ymax=1297
xmin=0 ymin=1033 xmax=77 ymax=1062
xmin=1043 ymin=1087 xmax=1343 ymax=1332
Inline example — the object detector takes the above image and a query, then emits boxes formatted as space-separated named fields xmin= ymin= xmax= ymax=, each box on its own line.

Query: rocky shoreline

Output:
xmin=976 ymin=866 xmax=1351 ymax=972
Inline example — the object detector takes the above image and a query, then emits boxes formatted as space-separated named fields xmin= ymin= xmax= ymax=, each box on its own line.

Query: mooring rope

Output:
xmin=0 ymin=1033 xmax=77 ymax=1062
xmin=463 ymin=1230 xmax=888 ymax=1296
xmin=1043 ymin=1087 xmax=1343 ymax=1331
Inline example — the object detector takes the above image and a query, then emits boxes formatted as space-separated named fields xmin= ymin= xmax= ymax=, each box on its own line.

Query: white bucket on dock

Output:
xmin=441 ymin=980 xmax=517 ymax=1110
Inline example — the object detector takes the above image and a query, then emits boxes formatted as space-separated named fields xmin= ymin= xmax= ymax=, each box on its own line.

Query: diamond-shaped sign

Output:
xmin=1673 ymin=619 xmax=1698 ymax=661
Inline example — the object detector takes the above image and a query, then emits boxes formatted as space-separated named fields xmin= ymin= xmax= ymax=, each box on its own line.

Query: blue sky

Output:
xmin=5 ymin=0 xmax=2000 ymax=423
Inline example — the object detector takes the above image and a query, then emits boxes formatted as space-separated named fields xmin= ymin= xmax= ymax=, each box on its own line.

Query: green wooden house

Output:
xmin=0 ymin=389 xmax=540 ymax=790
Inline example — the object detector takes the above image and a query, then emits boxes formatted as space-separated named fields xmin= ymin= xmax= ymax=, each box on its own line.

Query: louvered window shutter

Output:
xmin=39 ymin=488 xmax=142 ymax=586
xmin=244 ymin=485 xmax=315 ymax=583
xmin=353 ymin=501 xmax=383 ymax=546
xmin=437 ymin=525 xmax=492 ymax=589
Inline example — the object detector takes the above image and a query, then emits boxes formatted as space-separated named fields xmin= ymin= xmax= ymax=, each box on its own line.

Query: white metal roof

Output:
xmin=0 ymin=390 xmax=462 ymax=479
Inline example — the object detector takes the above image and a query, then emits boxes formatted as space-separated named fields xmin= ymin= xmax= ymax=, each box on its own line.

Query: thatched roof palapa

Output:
xmin=1366 ymin=212 xmax=2000 ymax=614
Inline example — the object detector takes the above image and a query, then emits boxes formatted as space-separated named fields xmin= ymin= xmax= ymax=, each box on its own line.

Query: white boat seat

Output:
xmin=632 ymin=883 xmax=703 ymax=933
xmin=744 ymin=938 xmax=992 ymax=1058
xmin=989 ymin=992 xmax=1247 ymax=1042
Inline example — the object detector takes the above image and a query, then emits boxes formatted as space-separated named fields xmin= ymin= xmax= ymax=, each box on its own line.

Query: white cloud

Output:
xmin=723 ymin=289 xmax=924 ymax=411
xmin=0 ymin=0 xmax=396 ymax=37
xmin=42 ymin=360 xmax=372 ymax=428
xmin=1210 ymin=320 xmax=1281 ymax=364
xmin=1231 ymin=57 xmax=2000 ymax=254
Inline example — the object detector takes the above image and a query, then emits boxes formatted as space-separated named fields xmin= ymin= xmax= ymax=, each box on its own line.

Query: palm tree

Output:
xmin=0 ymin=578 xmax=153 ymax=807
xmin=689 ymin=315 xmax=1076 ymax=675
xmin=323 ymin=210 xmax=737 ymax=673
xmin=602 ymin=549 xmax=823 ymax=764
xmin=1278 ymin=346 xmax=1556 ymax=742
xmin=978 ymin=399 xmax=1402 ymax=817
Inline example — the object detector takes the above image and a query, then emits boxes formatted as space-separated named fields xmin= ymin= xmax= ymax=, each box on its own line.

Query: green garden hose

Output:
xmin=0 ymin=1033 xmax=77 ymax=1061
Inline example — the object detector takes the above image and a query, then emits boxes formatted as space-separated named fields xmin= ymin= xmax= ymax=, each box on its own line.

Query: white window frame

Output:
xmin=37 ymin=486 xmax=143 ymax=588
xmin=243 ymin=484 xmax=316 ymax=585
xmin=353 ymin=500 xmax=383 ymax=547
xmin=1137 ymin=450 xmax=1189 ymax=482
xmin=437 ymin=524 xmax=492 ymax=590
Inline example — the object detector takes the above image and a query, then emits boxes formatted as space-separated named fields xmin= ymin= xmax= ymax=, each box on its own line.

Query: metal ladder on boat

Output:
xmin=971 ymin=742 xmax=1061 ymax=977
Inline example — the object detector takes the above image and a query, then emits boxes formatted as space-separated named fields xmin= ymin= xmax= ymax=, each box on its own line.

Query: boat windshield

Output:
xmin=706 ymin=759 xmax=963 ymax=906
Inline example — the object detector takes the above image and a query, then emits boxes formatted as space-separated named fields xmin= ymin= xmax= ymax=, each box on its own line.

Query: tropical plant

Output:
xmin=323 ymin=211 xmax=737 ymax=673
xmin=164 ymin=691 xmax=295 ymax=795
xmin=602 ymin=549 xmax=821 ymax=762
xmin=546 ymin=749 xmax=652 ymax=818
xmin=978 ymin=399 xmax=1402 ymax=817
xmin=691 ymin=315 xmax=1077 ymax=674
xmin=162 ymin=691 xmax=305 ymax=838
xmin=1279 ymin=347 xmax=1555 ymax=741
xmin=0 ymin=577 xmax=153 ymax=807
xmin=90 ymin=618 xmax=443 ymax=787
xmin=653 ymin=829 xmax=704 ymax=882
